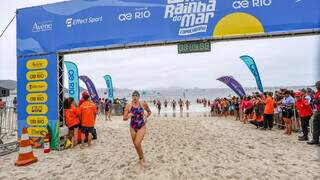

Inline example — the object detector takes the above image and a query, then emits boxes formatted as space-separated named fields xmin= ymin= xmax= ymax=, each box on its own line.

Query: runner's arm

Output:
xmin=143 ymin=103 xmax=152 ymax=118
xmin=123 ymin=103 xmax=132 ymax=121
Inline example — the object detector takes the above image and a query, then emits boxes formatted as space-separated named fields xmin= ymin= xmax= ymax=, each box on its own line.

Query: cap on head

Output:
xmin=132 ymin=90 xmax=140 ymax=97
xmin=294 ymin=91 xmax=302 ymax=97
xmin=82 ymin=91 xmax=89 ymax=97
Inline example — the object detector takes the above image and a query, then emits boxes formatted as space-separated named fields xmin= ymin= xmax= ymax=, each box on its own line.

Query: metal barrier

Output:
xmin=0 ymin=107 xmax=18 ymax=156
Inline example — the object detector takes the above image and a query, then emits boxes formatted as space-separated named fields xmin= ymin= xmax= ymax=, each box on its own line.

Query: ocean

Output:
xmin=96 ymin=86 xmax=313 ymax=102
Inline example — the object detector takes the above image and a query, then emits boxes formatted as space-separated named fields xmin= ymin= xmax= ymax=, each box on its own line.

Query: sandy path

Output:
xmin=0 ymin=116 xmax=319 ymax=180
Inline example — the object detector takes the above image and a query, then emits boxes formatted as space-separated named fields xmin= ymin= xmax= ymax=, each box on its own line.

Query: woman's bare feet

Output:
xmin=139 ymin=157 xmax=144 ymax=169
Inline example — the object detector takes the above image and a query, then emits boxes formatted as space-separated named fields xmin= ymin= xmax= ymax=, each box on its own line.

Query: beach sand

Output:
xmin=0 ymin=115 xmax=319 ymax=180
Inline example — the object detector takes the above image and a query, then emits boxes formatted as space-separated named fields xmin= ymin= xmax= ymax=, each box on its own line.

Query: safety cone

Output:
xmin=43 ymin=133 xmax=50 ymax=153
xmin=15 ymin=128 xmax=38 ymax=166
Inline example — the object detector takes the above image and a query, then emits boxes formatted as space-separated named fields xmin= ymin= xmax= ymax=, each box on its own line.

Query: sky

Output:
xmin=0 ymin=0 xmax=319 ymax=89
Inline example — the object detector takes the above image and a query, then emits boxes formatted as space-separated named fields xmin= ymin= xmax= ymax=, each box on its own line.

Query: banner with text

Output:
xmin=17 ymin=54 xmax=59 ymax=149
xmin=17 ymin=0 xmax=320 ymax=56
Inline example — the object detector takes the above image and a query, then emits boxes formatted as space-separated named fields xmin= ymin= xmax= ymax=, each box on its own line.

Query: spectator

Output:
xmin=295 ymin=92 xmax=313 ymax=141
xmin=13 ymin=97 xmax=17 ymax=113
xmin=307 ymin=81 xmax=320 ymax=145
xmin=0 ymin=98 xmax=4 ymax=110
xmin=263 ymin=92 xmax=275 ymax=130
xmin=281 ymin=91 xmax=295 ymax=135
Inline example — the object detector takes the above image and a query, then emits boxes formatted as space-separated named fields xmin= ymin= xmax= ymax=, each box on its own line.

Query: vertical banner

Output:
xmin=17 ymin=54 xmax=59 ymax=149
xmin=240 ymin=55 xmax=264 ymax=93
xmin=103 ymin=75 xmax=114 ymax=100
xmin=79 ymin=75 xmax=99 ymax=103
xmin=217 ymin=76 xmax=246 ymax=97
xmin=64 ymin=61 xmax=80 ymax=103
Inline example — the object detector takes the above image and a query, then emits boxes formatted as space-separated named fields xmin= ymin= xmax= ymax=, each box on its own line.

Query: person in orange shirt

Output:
xmin=64 ymin=97 xmax=80 ymax=148
xmin=79 ymin=92 xmax=97 ymax=148
xmin=263 ymin=92 xmax=275 ymax=130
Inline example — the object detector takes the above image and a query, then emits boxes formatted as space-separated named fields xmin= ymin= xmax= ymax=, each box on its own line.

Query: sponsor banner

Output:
xmin=17 ymin=0 xmax=319 ymax=56
xmin=240 ymin=55 xmax=264 ymax=93
xmin=103 ymin=75 xmax=114 ymax=100
xmin=17 ymin=54 xmax=59 ymax=149
xmin=64 ymin=61 xmax=80 ymax=103
xmin=26 ymin=59 xmax=48 ymax=70
xmin=26 ymin=70 xmax=48 ymax=81
xmin=217 ymin=76 xmax=246 ymax=97
xmin=26 ymin=93 xmax=48 ymax=103
xmin=27 ymin=127 xmax=49 ymax=137
xmin=26 ymin=81 xmax=48 ymax=92
xmin=27 ymin=116 xmax=48 ymax=126
xmin=79 ymin=75 xmax=100 ymax=103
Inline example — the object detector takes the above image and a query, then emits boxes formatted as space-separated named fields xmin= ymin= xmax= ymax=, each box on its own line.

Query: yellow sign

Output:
xmin=26 ymin=59 xmax=48 ymax=70
xmin=27 ymin=116 xmax=48 ymax=126
xmin=26 ymin=104 xmax=48 ymax=115
xmin=26 ymin=93 xmax=48 ymax=103
xmin=26 ymin=70 xmax=48 ymax=81
xmin=27 ymin=127 xmax=48 ymax=137
xmin=26 ymin=82 xmax=48 ymax=92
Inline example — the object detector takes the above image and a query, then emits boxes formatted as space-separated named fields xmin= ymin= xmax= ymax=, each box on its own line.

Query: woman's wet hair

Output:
xmin=64 ymin=98 xmax=70 ymax=109
xmin=83 ymin=94 xmax=90 ymax=100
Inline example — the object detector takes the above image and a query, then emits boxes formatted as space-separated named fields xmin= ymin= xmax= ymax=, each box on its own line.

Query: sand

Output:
xmin=0 ymin=115 xmax=319 ymax=180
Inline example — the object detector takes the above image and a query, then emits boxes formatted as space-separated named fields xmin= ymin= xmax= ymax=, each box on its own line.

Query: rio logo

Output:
xmin=232 ymin=0 xmax=271 ymax=9
xmin=119 ymin=10 xmax=151 ymax=22
xmin=68 ymin=69 xmax=75 ymax=95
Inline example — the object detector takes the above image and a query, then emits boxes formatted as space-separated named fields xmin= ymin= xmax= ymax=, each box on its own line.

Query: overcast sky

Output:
xmin=1 ymin=0 xmax=319 ymax=89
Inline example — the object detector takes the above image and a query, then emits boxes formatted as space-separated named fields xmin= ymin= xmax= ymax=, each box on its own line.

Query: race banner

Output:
xmin=240 ymin=55 xmax=264 ymax=93
xmin=17 ymin=54 xmax=59 ymax=149
xmin=103 ymin=75 xmax=114 ymax=100
xmin=64 ymin=61 xmax=80 ymax=103
xmin=16 ymin=0 xmax=320 ymax=56
xmin=79 ymin=75 xmax=100 ymax=103
xmin=217 ymin=76 xmax=246 ymax=97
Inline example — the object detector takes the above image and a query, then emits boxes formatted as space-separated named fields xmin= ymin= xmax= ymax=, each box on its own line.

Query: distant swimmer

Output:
xmin=172 ymin=100 xmax=177 ymax=111
xmin=178 ymin=99 xmax=184 ymax=113
xmin=156 ymin=100 xmax=162 ymax=115
xmin=185 ymin=100 xmax=190 ymax=111
xmin=123 ymin=91 xmax=152 ymax=168
xmin=164 ymin=100 xmax=168 ymax=108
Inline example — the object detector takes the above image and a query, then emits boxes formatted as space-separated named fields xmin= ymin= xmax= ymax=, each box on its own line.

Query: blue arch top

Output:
xmin=17 ymin=0 xmax=320 ymax=56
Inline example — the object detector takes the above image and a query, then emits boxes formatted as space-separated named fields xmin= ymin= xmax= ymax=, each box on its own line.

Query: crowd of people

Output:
xmin=203 ymin=81 xmax=320 ymax=146
xmin=63 ymin=91 xmax=111 ymax=149
xmin=152 ymin=99 xmax=191 ymax=115
xmin=0 ymin=97 xmax=17 ymax=112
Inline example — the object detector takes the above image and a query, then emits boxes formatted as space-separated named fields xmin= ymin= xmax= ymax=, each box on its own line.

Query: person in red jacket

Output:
xmin=295 ymin=92 xmax=313 ymax=141
xmin=64 ymin=97 xmax=80 ymax=147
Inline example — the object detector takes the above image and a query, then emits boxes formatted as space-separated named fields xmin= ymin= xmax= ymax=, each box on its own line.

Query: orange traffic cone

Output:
xmin=43 ymin=133 xmax=50 ymax=153
xmin=15 ymin=128 xmax=38 ymax=166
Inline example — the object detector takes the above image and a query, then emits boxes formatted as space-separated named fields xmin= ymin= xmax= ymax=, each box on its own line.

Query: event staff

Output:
xmin=79 ymin=92 xmax=97 ymax=148
xmin=64 ymin=97 xmax=80 ymax=147
xmin=295 ymin=92 xmax=313 ymax=141
xmin=263 ymin=92 xmax=275 ymax=130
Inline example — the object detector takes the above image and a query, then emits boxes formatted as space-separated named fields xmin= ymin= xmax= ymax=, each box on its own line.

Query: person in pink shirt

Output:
xmin=242 ymin=97 xmax=253 ymax=124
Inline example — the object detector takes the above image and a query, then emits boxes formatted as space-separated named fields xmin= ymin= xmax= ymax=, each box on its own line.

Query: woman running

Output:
xmin=123 ymin=91 xmax=152 ymax=168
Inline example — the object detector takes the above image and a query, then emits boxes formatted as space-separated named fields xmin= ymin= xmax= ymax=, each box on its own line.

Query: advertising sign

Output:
xmin=16 ymin=0 xmax=320 ymax=56
xmin=17 ymin=54 xmax=59 ymax=149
